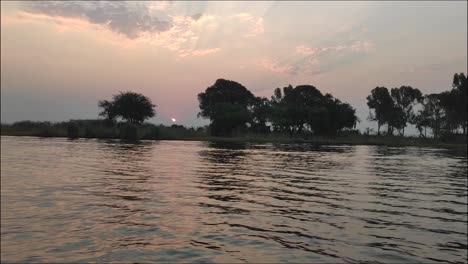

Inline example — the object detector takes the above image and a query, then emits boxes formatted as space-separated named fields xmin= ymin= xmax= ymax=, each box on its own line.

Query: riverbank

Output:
xmin=2 ymin=120 xmax=466 ymax=149
xmin=2 ymin=133 xmax=466 ymax=149
xmin=191 ymin=135 xmax=467 ymax=149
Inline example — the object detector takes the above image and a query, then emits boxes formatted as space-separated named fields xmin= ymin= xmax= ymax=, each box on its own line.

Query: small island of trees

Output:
xmin=1 ymin=72 xmax=466 ymax=146
xmin=197 ymin=80 xmax=358 ymax=137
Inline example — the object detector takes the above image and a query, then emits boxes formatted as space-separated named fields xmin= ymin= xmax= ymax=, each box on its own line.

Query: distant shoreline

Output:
xmin=1 ymin=133 xmax=466 ymax=149
xmin=2 ymin=120 xmax=466 ymax=149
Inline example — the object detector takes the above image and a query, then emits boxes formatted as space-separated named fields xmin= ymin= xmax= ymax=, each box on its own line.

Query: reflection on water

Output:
xmin=1 ymin=136 xmax=467 ymax=263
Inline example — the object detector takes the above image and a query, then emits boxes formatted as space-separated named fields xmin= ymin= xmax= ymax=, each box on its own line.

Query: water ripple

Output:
xmin=1 ymin=136 xmax=467 ymax=263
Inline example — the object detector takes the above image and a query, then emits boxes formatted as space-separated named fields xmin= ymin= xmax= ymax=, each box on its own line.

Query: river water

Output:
xmin=1 ymin=136 xmax=467 ymax=263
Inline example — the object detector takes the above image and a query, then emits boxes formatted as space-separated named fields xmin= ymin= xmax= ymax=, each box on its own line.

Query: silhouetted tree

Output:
xmin=270 ymin=85 xmax=357 ymax=136
xmin=411 ymin=104 xmax=431 ymax=138
xmin=327 ymin=96 xmax=359 ymax=134
xmin=386 ymin=104 xmax=406 ymax=136
xmin=250 ymin=97 xmax=271 ymax=133
xmin=269 ymin=86 xmax=291 ymax=133
xmin=408 ymin=72 xmax=467 ymax=139
xmin=367 ymin=73 xmax=466 ymax=139
xmin=455 ymin=73 xmax=467 ymax=134
xmin=270 ymin=85 xmax=320 ymax=136
xmin=198 ymin=79 xmax=255 ymax=136
xmin=98 ymin=92 xmax=156 ymax=124
xmin=366 ymin=87 xmax=393 ymax=135
xmin=439 ymin=73 xmax=467 ymax=134
xmin=390 ymin=86 xmax=423 ymax=136
xmin=98 ymin=100 xmax=117 ymax=123
xmin=289 ymin=85 xmax=323 ymax=135
xmin=420 ymin=93 xmax=444 ymax=139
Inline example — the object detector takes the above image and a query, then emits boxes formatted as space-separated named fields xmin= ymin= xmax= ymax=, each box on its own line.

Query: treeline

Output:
xmin=366 ymin=72 xmax=467 ymax=139
xmin=94 ymin=79 xmax=359 ymax=138
xmin=198 ymin=79 xmax=358 ymax=137
xmin=0 ymin=120 xmax=207 ymax=140
xmin=1 ymin=72 xmax=466 ymax=142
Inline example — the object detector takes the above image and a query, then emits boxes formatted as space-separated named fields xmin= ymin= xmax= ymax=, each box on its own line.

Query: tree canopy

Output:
xmin=198 ymin=80 xmax=358 ymax=137
xmin=98 ymin=92 xmax=156 ymax=124
xmin=367 ymin=72 xmax=467 ymax=139
xmin=198 ymin=79 xmax=255 ymax=136
xmin=366 ymin=86 xmax=394 ymax=135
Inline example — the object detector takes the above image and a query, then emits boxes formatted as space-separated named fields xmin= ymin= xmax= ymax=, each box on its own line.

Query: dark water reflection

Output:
xmin=1 ymin=136 xmax=467 ymax=263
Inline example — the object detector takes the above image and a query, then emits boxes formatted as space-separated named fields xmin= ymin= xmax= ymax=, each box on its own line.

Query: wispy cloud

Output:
xmin=22 ymin=1 xmax=172 ymax=39
xmin=245 ymin=17 xmax=264 ymax=37
xmin=232 ymin=12 xmax=255 ymax=22
xmin=179 ymin=48 xmax=221 ymax=58
xmin=147 ymin=1 xmax=172 ymax=12
xmin=232 ymin=12 xmax=265 ymax=38
xmin=296 ymin=45 xmax=318 ymax=56
xmin=260 ymin=58 xmax=326 ymax=76
xmin=171 ymin=14 xmax=215 ymax=27
xmin=11 ymin=1 xmax=224 ymax=58
xmin=296 ymin=41 xmax=375 ymax=56
xmin=260 ymin=59 xmax=300 ymax=75
xmin=8 ymin=1 xmax=372 ymax=64
xmin=261 ymin=39 xmax=375 ymax=76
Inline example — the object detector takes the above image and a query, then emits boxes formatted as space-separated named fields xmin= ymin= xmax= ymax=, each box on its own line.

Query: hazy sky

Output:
xmin=1 ymin=1 xmax=467 ymax=131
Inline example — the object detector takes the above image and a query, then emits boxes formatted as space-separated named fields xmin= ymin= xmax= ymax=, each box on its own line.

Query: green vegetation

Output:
xmin=366 ymin=72 xmax=467 ymax=139
xmin=1 ymin=121 xmax=465 ymax=148
xmin=1 ymin=120 xmax=207 ymax=141
xmin=98 ymin=91 xmax=156 ymax=124
xmin=1 ymin=72 xmax=465 ymax=146
xmin=197 ymin=80 xmax=358 ymax=137
xmin=197 ymin=79 xmax=255 ymax=137
xmin=268 ymin=85 xmax=357 ymax=136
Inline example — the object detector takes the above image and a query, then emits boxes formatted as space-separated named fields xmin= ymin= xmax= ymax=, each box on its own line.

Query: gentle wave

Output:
xmin=1 ymin=136 xmax=467 ymax=263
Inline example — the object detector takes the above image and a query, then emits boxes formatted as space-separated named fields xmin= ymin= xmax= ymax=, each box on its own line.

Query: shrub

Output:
xmin=67 ymin=122 xmax=79 ymax=138
xmin=119 ymin=123 xmax=138 ymax=140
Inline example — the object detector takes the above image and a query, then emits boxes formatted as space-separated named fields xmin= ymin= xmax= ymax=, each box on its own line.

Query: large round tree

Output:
xmin=98 ymin=91 xmax=156 ymax=124
xmin=198 ymin=79 xmax=255 ymax=136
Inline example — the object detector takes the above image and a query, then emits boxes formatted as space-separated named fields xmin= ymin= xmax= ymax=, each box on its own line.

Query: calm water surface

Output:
xmin=1 ymin=136 xmax=467 ymax=263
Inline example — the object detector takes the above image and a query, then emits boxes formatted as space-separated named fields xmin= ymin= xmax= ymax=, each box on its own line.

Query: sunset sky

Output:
xmin=1 ymin=1 xmax=467 ymax=130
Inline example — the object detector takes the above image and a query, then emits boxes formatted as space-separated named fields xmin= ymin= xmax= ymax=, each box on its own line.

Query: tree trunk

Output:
xmin=387 ymin=125 xmax=392 ymax=136
xmin=297 ymin=125 xmax=303 ymax=135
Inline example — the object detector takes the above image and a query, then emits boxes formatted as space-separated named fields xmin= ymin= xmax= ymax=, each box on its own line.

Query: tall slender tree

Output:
xmin=390 ymin=86 xmax=423 ymax=136
xmin=366 ymin=87 xmax=393 ymax=135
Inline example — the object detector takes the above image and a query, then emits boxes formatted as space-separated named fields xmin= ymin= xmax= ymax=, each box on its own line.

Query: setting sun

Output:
xmin=0 ymin=1 xmax=467 ymax=263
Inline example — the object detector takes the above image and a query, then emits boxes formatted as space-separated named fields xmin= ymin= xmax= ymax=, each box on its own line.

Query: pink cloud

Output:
xmin=308 ymin=57 xmax=320 ymax=65
xmin=187 ymin=48 xmax=221 ymax=57
xmin=232 ymin=13 xmax=264 ymax=38
xmin=233 ymin=13 xmax=255 ymax=22
xmin=349 ymin=40 xmax=374 ymax=52
xmin=297 ymin=40 xmax=375 ymax=56
xmin=260 ymin=58 xmax=325 ymax=76
xmin=264 ymin=39 xmax=375 ymax=76
xmin=296 ymin=45 xmax=318 ymax=55
xmin=7 ymin=8 xmax=221 ymax=58
xmin=244 ymin=17 xmax=264 ymax=37
xmin=147 ymin=1 xmax=171 ymax=12
xmin=170 ymin=14 xmax=216 ymax=27
xmin=260 ymin=59 xmax=298 ymax=75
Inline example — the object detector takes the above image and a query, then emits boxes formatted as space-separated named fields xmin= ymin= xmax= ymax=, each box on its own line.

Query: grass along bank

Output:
xmin=1 ymin=120 xmax=466 ymax=149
